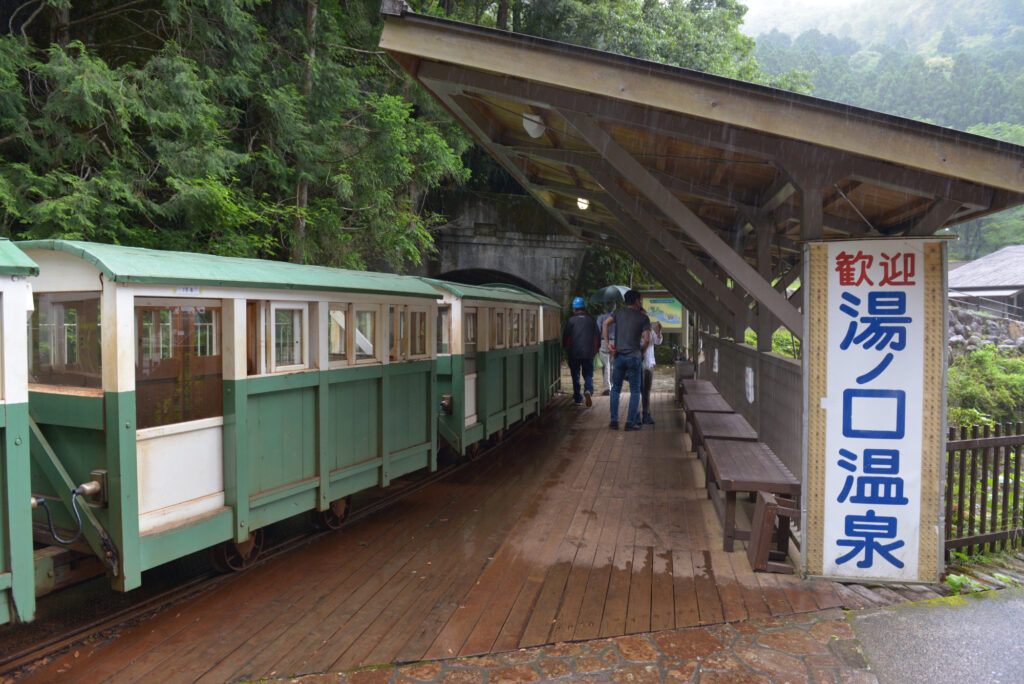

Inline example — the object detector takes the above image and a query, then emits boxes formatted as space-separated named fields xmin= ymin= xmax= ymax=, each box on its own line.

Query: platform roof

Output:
xmin=379 ymin=3 xmax=1024 ymax=334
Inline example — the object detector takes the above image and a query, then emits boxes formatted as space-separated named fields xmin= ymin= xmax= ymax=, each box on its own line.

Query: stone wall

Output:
xmin=948 ymin=304 xmax=1024 ymax=355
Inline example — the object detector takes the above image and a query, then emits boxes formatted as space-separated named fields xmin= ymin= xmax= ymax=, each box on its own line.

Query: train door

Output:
xmin=134 ymin=298 xmax=225 ymax=535
xmin=135 ymin=301 xmax=223 ymax=428
xmin=463 ymin=307 xmax=478 ymax=427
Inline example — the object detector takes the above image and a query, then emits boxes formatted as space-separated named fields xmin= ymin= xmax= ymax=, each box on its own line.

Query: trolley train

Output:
xmin=0 ymin=240 xmax=562 ymax=625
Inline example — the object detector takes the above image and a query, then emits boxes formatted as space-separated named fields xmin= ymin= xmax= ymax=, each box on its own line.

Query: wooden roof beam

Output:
xmin=560 ymin=109 xmax=800 ymax=334
xmin=611 ymin=216 xmax=734 ymax=329
xmin=580 ymin=162 xmax=749 ymax=320
xmin=906 ymin=198 xmax=963 ymax=236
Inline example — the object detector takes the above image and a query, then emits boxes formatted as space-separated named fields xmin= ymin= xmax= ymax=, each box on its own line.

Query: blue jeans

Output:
xmin=610 ymin=355 xmax=642 ymax=425
xmin=568 ymin=357 xmax=594 ymax=403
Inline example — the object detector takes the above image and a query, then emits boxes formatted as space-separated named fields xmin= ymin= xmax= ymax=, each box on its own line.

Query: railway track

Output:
xmin=0 ymin=416 xmax=535 ymax=679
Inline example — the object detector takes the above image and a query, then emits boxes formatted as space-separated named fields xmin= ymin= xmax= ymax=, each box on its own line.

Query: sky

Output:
xmin=739 ymin=0 xmax=864 ymax=38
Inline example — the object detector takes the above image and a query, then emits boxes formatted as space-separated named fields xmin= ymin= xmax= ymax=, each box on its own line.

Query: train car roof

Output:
xmin=481 ymin=283 xmax=560 ymax=308
xmin=422 ymin=278 xmax=557 ymax=306
xmin=0 ymin=238 xmax=38 ymax=276
xmin=18 ymin=240 xmax=439 ymax=298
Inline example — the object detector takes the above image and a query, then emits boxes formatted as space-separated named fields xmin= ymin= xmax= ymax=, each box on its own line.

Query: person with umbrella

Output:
xmin=592 ymin=285 xmax=628 ymax=396
xmin=596 ymin=305 xmax=615 ymax=396
xmin=602 ymin=289 xmax=651 ymax=430
xmin=561 ymin=296 xmax=601 ymax=407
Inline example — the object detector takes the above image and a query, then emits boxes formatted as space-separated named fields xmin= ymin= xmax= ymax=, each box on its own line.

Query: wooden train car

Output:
xmin=0 ymin=239 xmax=39 ymax=624
xmin=21 ymin=240 xmax=443 ymax=593
xmin=0 ymin=240 xmax=563 ymax=623
xmin=427 ymin=281 xmax=560 ymax=455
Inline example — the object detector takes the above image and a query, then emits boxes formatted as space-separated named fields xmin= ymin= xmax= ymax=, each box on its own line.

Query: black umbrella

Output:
xmin=589 ymin=285 xmax=629 ymax=304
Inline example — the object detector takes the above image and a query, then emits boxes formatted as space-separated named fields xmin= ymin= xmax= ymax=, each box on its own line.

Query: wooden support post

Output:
xmin=756 ymin=224 xmax=775 ymax=352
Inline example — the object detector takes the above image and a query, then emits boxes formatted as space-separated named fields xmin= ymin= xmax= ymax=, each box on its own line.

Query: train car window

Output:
xmin=389 ymin=306 xmax=408 ymax=362
xmin=527 ymin=311 xmax=538 ymax=345
xmin=436 ymin=306 xmax=451 ymax=355
xmin=328 ymin=303 xmax=348 ymax=363
xmin=270 ymin=303 xmax=307 ymax=371
xmin=135 ymin=300 xmax=222 ymax=429
xmin=464 ymin=309 xmax=477 ymax=374
xmin=246 ymin=301 xmax=262 ymax=375
xmin=511 ymin=310 xmax=522 ymax=347
xmin=28 ymin=292 xmax=102 ymax=389
xmin=354 ymin=308 xmax=376 ymax=362
xmin=492 ymin=309 xmax=506 ymax=349
xmin=409 ymin=309 xmax=428 ymax=358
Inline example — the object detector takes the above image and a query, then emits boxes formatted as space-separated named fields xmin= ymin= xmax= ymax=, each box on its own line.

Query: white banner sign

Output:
xmin=822 ymin=240 xmax=925 ymax=580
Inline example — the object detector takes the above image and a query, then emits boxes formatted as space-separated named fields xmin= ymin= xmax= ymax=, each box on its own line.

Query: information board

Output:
xmin=642 ymin=296 xmax=683 ymax=330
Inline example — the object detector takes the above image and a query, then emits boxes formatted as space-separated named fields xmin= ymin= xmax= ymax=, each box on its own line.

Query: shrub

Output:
xmin=947 ymin=347 xmax=1024 ymax=424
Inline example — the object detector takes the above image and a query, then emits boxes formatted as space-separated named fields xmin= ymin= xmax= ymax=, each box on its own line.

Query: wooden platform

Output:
xmin=20 ymin=392 xmax=857 ymax=682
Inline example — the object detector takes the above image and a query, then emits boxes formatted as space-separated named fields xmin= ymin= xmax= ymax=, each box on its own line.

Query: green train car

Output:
xmin=0 ymin=239 xmax=40 ymax=624
xmin=427 ymin=281 xmax=560 ymax=455
xmin=0 ymin=240 xmax=561 ymax=623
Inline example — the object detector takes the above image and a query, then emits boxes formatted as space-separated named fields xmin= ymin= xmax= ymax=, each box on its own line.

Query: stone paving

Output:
xmin=267 ymin=608 xmax=878 ymax=684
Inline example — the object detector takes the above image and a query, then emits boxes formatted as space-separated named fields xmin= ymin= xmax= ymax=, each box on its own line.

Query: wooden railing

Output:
xmin=945 ymin=423 xmax=1024 ymax=556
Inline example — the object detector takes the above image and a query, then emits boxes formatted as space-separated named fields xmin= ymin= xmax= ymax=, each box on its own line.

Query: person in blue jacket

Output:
xmin=561 ymin=296 xmax=601 ymax=407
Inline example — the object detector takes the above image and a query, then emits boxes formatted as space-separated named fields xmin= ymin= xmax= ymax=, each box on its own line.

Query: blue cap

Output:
xmin=572 ymin=296 xmax=585 ymax=309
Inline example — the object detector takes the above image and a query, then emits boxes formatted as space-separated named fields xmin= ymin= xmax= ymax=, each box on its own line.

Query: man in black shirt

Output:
xmin=561 ymin=296 xmax=601 ymax=407
xmin=602 ymin=289 xmax=651 ymax=430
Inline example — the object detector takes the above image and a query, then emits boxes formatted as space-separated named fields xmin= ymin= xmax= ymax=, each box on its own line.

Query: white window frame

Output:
xmin=327 ymin=301 xmax=351 ymax=367
xmin=193 ymin=308 xmax=219 ymax=358
xmin=269 ymin=301 xmax=308 ymax=372
xmin=407 ymin=305 xmax=431 ymax=360
xmin=436 ymin=304 xmax=452 ymax=357
xmin=352 ymin=304 xmax=380 ymax=365
xmin=510 ymin=309 xmax=522 ymax=347
xmin=492 ymin=307 xmax=506 ymax=350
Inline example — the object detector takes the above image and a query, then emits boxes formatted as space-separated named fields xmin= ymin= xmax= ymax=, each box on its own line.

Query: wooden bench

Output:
xmin=680 ymin=379 xmax=719 ymax=395
xmin=689 ymin=410 xmax=757 ymax=470
xmin=682 ymin=393 xmax=732 ymax=442
xmin=704 ymin=438 xmax=800 ymax=552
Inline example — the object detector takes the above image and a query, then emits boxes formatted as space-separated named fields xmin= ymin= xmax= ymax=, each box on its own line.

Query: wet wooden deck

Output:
xmin=21 ymin=392 xmax=866 ymax=682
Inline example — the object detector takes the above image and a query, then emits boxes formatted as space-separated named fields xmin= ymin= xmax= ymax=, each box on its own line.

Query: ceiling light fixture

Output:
xmin=522 ymin=112 xmax=545 ymax=138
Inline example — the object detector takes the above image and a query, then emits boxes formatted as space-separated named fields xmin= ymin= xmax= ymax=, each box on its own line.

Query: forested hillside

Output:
xmin=751 ymin=1 xmax=1024 ymax=260
xmin=3 ymin=1 xmax=1013 ymax=268
xmin=0 ymin=0 xmax=797 ymax=274
xmin=0 ymin=1 xmax=472 ymax=269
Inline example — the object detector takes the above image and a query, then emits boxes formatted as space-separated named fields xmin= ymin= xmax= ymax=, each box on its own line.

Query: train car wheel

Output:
xmin=318 ymin=496 xmax=352 ymax=530
xmin=212 ymin=529 xmax=264 ymax=572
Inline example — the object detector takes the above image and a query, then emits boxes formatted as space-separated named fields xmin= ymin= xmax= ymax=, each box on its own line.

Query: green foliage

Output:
xmin=947 ymin=347 xmax=1024 ymax=424
xmin=742 ymin=326 xmax=800 ymax=358
xmin=0 ymin=0 xmax=469 ymax=269
xmin=947 ymin=406 xmax=994 ymax=429
xmin=944 ymin=572 xmax=986 ymax=594
xmin=573 ymin=245 xmax=655 ymax=314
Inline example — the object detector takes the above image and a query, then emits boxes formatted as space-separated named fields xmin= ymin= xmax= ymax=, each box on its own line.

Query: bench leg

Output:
xmin=723 ymin=490 xmax=736 ymax=552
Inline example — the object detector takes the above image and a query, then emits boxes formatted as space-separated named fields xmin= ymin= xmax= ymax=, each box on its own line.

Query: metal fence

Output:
xmin=945 ymin=423 xmax=1024 ymax=557
xmin=949 ymin=293 xmax=1024 ymax=322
